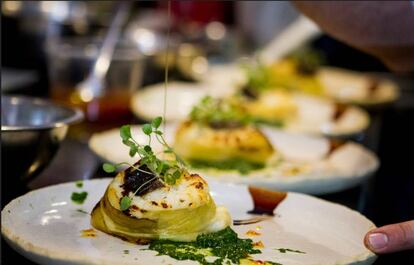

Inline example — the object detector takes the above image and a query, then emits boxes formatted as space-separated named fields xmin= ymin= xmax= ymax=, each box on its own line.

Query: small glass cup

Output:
xmin=46 ymin=37 xmax=144 ymax=140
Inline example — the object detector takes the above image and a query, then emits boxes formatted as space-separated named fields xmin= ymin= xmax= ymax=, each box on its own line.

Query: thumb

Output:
xmin=364 ymin=220 xmax=414 ymax=254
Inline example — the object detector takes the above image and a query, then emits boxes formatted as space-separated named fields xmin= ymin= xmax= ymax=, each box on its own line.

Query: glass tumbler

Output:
xmin=46 ymin=37 xmax=144 ymax=140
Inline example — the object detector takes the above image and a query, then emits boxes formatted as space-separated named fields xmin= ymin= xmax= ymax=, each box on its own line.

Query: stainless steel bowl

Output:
xmin=1 ymin=96 xmax=83 ymax=202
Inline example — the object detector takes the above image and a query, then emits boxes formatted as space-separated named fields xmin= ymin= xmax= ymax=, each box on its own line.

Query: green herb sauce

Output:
xmin=71 ymin=191 xmax=88 ymax=204
xmin=148 ymin=227 xmax=278 ymax=265
xmin=188 ymin=159 xmax=265 ymax=175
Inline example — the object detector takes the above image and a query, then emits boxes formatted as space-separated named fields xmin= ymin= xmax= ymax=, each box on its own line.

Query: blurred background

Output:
xmin=1 ymin=1 xmax=413 ymax=264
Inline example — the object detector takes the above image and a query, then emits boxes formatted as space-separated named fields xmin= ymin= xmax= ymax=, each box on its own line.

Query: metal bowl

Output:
xmin=1 ymin=96 xmax=83 ymax=202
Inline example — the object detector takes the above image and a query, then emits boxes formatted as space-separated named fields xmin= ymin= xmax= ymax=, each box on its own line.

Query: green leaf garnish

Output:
xmin=71 ymin=191 xmax=88 ymax=204
xmin=142 ymin=124 xmax=152 ymax=135
xmin=151 ymin=116 xmax=162 ymax=129
xmin=104 ymin=117 xmax=187 ymax=211
xmin=103 ymin=163 xmax=117 ymax=173
xmin=120 ymin=196 xmax=132 ymax=211
xmin=120 ymin=125 xmax=132 ymax=141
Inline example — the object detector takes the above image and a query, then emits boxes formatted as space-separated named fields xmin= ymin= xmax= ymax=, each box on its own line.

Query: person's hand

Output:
xmin=364 ymin=220 xmax=414 ymax=254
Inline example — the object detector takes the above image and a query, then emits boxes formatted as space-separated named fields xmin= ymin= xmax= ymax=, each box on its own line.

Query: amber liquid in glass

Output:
xmin=51 ymin=86 xmax=134 ymax=140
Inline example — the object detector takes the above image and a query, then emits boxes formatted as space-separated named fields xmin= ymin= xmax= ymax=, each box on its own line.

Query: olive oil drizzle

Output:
xmin=163 ymin=0 xmax=171 ymax=132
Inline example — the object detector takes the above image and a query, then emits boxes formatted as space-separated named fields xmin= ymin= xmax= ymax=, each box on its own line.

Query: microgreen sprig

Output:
xmin=102 ymin=117 xmax=186 ymax=211
xmin=190 ymin=96 xmax=250 ymax=127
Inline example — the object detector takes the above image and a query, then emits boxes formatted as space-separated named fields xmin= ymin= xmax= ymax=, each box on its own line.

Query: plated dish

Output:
xmin=202 ymin=61 xmax=399 ymax=107
xmin=2 ymin=178 xmax=377 ymax=265
xmin=131 ymin=82 xmax=370 ymax=137
xmin=89 ymin=122 xmax=379 ymax=195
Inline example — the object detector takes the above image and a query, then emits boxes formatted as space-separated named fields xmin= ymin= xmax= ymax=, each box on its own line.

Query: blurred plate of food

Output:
xmin=202 ymin=57 xmax=399 ymax=107
xmin=2 ymin=178 xmax=376 ymax=265
xmin=131 ymin=82 xmax=370 ymax=137
xmin=317 ymin=67 xmax=399 ymax=106
xmin=131 ymin=82 xmax=210 ymax=122
xmin=89 ymin=120 xmax=378 ymax=195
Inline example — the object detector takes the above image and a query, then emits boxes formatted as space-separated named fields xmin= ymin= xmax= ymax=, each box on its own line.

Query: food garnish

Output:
xmin=71 ymin=191 xmax=88 ymax=204
xmin=190 ymin=96 xmax=251 ymax=129
xmin=75 ymin=180 xmax=83 ymax=188
xmin=102 ymin=116 xmax=186 ymax=211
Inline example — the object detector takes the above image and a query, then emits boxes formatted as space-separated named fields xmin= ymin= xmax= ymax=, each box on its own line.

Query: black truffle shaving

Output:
xmin=240 ymin=86 xmax=259 ymax=100
xmin=296 ymin=62 xmax=317 ymax=75
xmin=121 ymin=162 xmax=165 ymax=197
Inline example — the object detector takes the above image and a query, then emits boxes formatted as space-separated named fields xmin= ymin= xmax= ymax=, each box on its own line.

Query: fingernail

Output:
xmin=368 ymin=233 xmax=389 ymax=250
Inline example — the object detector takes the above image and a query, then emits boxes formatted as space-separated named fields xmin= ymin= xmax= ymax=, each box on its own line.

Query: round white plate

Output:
xmin=130 ymin=82 xmax=370 ymax=137
xmin=130 ymin=82 xmax=210 ymax=122
xmin=89 ymin=124 xmax=379 ymax=195
xmin=2 ymin=179 xmax=377 ymax=265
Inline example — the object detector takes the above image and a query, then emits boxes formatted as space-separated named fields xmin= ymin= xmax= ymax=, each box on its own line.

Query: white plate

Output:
xmin=89 ymin=124 xmax=379 ymax=195
xmin=130 ymin=82 xmax=210 ymax=122
xmin=2 ymin=179 xmax=377 ymax=265
xmin=130 ymin=82 xmax=370 ymax=137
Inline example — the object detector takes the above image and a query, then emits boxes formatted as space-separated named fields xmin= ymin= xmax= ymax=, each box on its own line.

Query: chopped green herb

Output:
xmin=71 ymin=191 xmax=88 ymax=204
xmin=76 ymin=209 xmax=89 ymax=215
xmin=275 ymin=248 xmax=306 ymax=254
xmin=75 ymin=180 xmax=83 ymax=188
xmin=189 ymin=159 xmax=265 ymax=175
xmin=123 ymin=250 xmax=130 ymax=254
xmin=148 ymin=227 xmax=279 ymax=265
